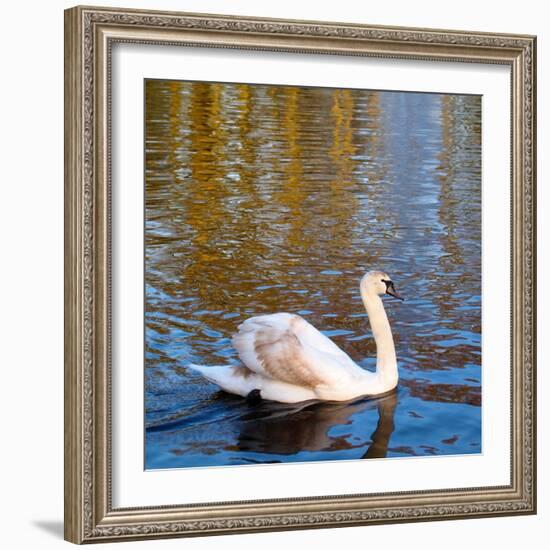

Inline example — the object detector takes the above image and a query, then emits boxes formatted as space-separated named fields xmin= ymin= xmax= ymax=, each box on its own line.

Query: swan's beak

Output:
xmin=385 ymin=281 xmax=404 ymax=301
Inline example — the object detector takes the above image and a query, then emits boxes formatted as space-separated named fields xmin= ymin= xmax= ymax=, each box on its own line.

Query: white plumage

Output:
xmin=188 ymin=271 xmax=403 ymax=404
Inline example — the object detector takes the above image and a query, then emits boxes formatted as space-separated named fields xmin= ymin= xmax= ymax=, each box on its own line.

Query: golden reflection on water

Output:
xmin=144 ymin=79 xmax=482 ymax=469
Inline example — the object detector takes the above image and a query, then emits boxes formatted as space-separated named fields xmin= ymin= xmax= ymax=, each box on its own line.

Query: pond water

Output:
xmin=144 ymin=79 xmax=482 ymax=469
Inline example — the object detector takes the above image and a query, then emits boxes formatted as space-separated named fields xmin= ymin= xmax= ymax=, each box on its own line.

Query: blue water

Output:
xmin=144 ymin=80 xmax=482 ymax=469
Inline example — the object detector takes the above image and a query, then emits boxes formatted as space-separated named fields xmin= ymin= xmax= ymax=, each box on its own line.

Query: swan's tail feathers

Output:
xmin=187 ymin=364 xmax=257 ymax=398
xmin=187 ymin=363 xmax=212 ymax=377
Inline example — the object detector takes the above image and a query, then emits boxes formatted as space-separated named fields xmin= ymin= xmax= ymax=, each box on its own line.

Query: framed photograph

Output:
xmin=64 ymin=5 xmax=537 ymax=544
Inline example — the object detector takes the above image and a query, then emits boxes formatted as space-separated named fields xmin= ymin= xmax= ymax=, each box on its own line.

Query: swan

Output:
xmin=188 ymin=270 xmax=404 ymax=404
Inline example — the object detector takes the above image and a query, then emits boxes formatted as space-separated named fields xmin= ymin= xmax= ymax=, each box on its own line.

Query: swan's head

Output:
xmin=361 ymin=270 xmax=404 ymax=301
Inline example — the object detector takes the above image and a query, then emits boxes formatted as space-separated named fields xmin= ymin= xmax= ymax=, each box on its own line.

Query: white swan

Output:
xmin=188 ymin=271 xmax=403 ymax=404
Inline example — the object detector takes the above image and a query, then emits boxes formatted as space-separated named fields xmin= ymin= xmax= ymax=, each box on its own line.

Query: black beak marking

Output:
xmin=381 ymin=279 xmax=405 ymax=301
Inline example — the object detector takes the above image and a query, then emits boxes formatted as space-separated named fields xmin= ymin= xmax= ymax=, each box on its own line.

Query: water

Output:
xmin=144 ymin=79 xmax=482 ymax=470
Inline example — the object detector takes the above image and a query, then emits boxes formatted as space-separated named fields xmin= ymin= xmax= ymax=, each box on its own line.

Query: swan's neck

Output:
xmin=360 ymin=288 xmax=398 ymax=388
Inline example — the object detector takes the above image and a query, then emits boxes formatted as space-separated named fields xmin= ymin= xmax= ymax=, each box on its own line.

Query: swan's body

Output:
xmin=189 ymin=271 xmax=403 ymax=404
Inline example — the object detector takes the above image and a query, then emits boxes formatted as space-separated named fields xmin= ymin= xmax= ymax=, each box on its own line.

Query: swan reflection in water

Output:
xmin=230 ymin=390 xmax=398 ymax=459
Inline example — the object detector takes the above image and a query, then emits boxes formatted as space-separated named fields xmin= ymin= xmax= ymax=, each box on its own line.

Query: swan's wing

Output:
xmin=232 ymin=313 xmax=363 ymax=388
xmin=289 ymin=314 xmax=354 ymax=357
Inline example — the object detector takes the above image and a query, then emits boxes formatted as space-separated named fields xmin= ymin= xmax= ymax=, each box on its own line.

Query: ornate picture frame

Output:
xmin=64 ymin=5 xmax=536 ymax=544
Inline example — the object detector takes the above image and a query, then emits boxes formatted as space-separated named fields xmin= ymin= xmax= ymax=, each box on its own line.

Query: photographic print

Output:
xmin=144 ymin=79 xmax=482 ymax=470
xmin=65 ymin=8 xmax=536 ymax=541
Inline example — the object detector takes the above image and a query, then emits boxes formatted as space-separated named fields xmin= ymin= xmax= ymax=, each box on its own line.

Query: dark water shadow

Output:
xmin=234 ymin=390 xmax=398 ymax=458
xmin=361 ymin=391 xmax=398 ymax=458
xmin=32 ymin=520 xmax=64 ymax=539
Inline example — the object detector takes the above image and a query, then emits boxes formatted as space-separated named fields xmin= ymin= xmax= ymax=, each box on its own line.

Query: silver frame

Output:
xmin=64 ymin=5 xmax=537 ymax=544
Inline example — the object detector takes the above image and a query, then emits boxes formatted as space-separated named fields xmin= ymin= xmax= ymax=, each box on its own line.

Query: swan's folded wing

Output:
xmin=232 ymin=313 xmax=362 ymax=388
xmin=289 ymin=314 xmax=354 ymax=357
